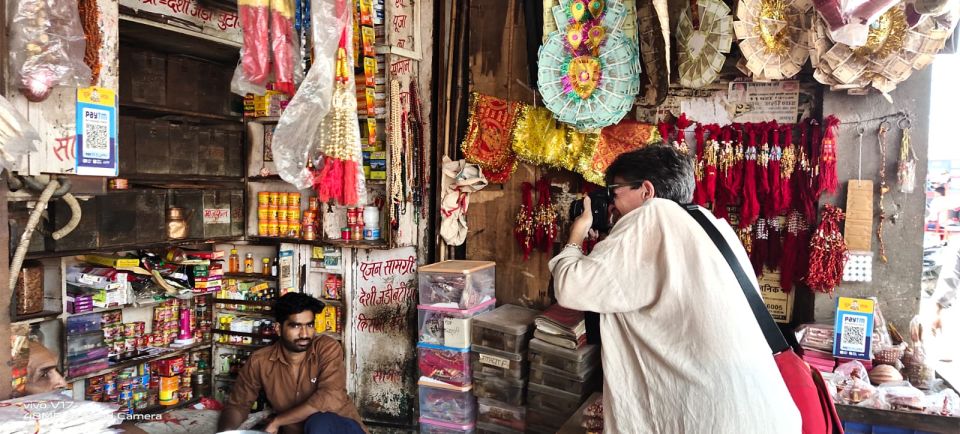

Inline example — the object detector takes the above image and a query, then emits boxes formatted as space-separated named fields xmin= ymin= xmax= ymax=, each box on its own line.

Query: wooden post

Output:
xmin=0 ymin=176 xmax=12 ymax=400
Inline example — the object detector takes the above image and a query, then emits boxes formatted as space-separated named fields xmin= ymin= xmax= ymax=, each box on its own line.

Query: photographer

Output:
xmin=549 ymin=145 xmax=800 ymax=433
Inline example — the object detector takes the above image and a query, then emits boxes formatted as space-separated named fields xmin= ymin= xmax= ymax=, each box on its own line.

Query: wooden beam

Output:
xmin=0 ymin=176 xmax=12 ymax=400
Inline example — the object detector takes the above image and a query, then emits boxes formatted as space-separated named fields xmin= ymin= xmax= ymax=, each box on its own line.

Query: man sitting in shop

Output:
xmin=550 ymin=145 xmax=801 ymax=433
xmin=217 ymin=292 xmax=366 ymax=434
xmin=22 ymin=340 xmax=69 ymax=396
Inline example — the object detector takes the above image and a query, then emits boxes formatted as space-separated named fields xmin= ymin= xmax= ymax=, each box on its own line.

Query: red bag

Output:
xmin=686 ymin=204 xmax=843 ymax=434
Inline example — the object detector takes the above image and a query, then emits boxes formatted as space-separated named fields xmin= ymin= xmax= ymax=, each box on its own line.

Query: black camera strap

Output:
xmin=682 ymin=204 xmax=791 ymax=355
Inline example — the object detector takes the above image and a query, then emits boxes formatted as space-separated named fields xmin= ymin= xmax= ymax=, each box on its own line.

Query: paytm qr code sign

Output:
xmin=75 ymin=87 xmax=118 ymax=176
xmin=833 ymin=297 xmax=875 ymax=360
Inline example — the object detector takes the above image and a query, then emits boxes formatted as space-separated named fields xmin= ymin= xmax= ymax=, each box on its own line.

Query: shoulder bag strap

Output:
xmin=683 ymin=204 xmax=791 ymax=354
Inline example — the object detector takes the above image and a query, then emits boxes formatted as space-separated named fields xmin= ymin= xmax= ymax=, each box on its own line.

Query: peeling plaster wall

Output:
xmin=818 ymin=67 xmax=932 ymax=333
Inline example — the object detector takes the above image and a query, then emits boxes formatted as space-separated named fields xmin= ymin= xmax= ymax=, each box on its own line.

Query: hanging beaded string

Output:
xmin=390 ymin=80 xmax=404 ymax=228
xmin=78 ymin=0 xmax=102 ymax=84
xmin=410 ymin=83 xmax=428 ymax=218
xmin=514 ymin=182 xmax=535 ymax=260
xmin=877 ymin=120 xmax=890 ymax=263
xmin=807 ymin=204 xmax=848 ymax=294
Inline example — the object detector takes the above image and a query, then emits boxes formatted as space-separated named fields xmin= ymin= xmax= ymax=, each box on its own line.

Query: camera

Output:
xmin=569 ymin=190 xmax=612 ymax=232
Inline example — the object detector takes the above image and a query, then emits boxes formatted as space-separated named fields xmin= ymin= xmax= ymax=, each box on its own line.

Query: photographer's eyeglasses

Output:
xmin=605 ymin=181 xmax=644 ymax=198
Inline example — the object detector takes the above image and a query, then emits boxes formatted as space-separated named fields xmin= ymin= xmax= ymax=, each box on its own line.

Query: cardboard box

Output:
xmin=370 ymin=170 xmax=386 ymax=180
xmin=81 ymin=255 xmax=140 ymax=268
xmin=370 ymin=151 xmax=387 ymax=160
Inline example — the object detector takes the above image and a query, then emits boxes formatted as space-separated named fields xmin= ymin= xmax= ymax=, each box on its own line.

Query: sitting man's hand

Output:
xmin=264 ymin=417 xmax=281 ymax=434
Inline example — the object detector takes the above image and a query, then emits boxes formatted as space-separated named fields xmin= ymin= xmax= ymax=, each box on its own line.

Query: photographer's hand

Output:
xmin=569 ymin=195 xmax=594 ymax=245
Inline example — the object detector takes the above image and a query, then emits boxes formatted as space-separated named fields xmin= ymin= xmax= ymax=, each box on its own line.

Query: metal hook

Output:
xmin=879 ymin=120 xmax=891 ymax=131
xmin=898 ymin=116 xmax=912 ymax=129
xmin=856 ymin=125 xmax=865 ymax=135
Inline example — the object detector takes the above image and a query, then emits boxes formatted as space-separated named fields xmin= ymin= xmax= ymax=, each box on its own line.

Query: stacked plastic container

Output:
xmin=525 ymin=338 xmax=601 ymax=433
xmin=417 ymin=261 xmax=497 ymax=434
xmin=470 ymin=304 xmax=541 ymax=434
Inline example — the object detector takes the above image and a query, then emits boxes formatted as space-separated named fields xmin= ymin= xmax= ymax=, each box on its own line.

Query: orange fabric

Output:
xmin=581 ymin=120 xmax=659 ymax=185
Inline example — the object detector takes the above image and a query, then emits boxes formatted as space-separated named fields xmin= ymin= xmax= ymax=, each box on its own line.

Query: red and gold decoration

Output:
xmin=580 ymin=119 xmax=659 ymax=184
xmin=806 ymin=204 xmax=848 ymax=294
xmin=461 ymin=93 xmax=521 ymax=183
xmin=514 ymin=177 xmax=560 ymax=259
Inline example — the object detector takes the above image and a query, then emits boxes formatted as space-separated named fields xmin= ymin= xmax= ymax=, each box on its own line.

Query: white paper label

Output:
xmin=203 ymin=208 xmax=231 ymax=224
xmin=443 ymin=318 xmax=470 ymax=348
xmin=479 ymin=353 xmax=510 ymax=369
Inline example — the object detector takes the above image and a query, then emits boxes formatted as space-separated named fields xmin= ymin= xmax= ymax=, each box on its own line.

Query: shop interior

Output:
xmin=0 ymin=0 xmax=959 ymax=433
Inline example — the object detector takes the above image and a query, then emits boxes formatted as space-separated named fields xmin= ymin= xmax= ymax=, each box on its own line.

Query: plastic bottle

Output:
xmin=261 ymin=258 xmax=271 ymax=276
xmin=229 ymin=249 xmax=240 ymax=273
xmin=244 ymin=253 xmax=254 ymax=274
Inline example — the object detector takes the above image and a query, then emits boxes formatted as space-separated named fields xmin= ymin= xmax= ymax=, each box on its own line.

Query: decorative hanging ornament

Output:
xmin=806 ymin=204 xmax=849 ymax=295
xmin=515 ymin=182 xmax=536 ymax=260
xmin=538 ymin=0 xmax=641 ymax=130
xmin=460 ymin=93 xmax=520 ymax=183
xmin=635 ymin=0 xmax=670 ymax=107
xmin=897 ymin=117 xmax=917 ymax=193
xmin=811 ymin=4 xmax=959 ymax=98
xmin=677 ymin=0 xmax=734 ymax=89
xmin=733 ymin=0 xmax=813 ymax=80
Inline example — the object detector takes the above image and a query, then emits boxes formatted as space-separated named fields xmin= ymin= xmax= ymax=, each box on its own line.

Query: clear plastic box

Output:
xmin=527 ymin=338 xmax=600 ymax=377
xmin=419 ymin=417 xmax=476 ymax=433
xmin=470 ymin=305 xmax=540 ymax=353
xmin=470 ymin=345 xmax=527 ymax=379
xmin=529 ymin=363 xmax=600 ymax=398
xmin=526 ymin=382 xmax=585 ymax=415
xmin=418 ymin=343 xmax=472 ymax=387
xmin=418 ymin=298 xmax=497 ymax=348
xmin=477 ymin=398 xmax=526 ymax=432
xmin=476 ymin=422 xmax=523 ymax=434
xmin=418 ymin=377 xmax=476 ymax=425
xmin=472 ymin=371 xmax=526 ymax=406
xmin=419 ymin=261 xmax=496 ymax=309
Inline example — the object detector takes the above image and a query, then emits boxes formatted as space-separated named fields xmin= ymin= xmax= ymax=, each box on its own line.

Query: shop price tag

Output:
xmin=75 ymin=87 xmax=118 ymax=176
xmin=442 ymin=318 xmax=470 ymax=348
xmin=833 ymin=297 xmax=875 ymax=360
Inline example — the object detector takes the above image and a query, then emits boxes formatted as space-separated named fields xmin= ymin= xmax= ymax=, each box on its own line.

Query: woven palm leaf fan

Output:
xmin=733 ymin=0 xmax=813 ymax=80
xmin=538 ymin=0 xmax=642 ymax=131
xmin=811 ymin=3 xmax=959 ymax=97
xmin=678 ymin=0 xmax=734 ymax=88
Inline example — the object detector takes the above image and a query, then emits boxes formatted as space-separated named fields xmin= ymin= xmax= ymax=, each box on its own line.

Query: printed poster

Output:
xmin=833 ymin=297 xmax=875 ymax=360
xmin=728 ymin=80 xmax=800 ymax=124
xmin=75 ymin=87 xmax=118 ymax=176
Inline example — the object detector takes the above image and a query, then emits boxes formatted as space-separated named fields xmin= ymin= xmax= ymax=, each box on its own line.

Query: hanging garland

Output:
xmin=515 ymin=182 xmax=535 ymax=260
xmin=676 ymin=0 xmax=733 ymax=89
xmin=807 ymin=204 xmax=848 ymax=294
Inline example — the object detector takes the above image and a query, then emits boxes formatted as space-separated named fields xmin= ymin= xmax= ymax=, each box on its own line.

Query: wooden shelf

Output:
xmin=215 ymin=341 xmax=272 ymax=351
xmin=11 ymin=310 xmax=62 ymax=325
xmin=25 ymin=237 xmax=242 ymax=260
xmin=247 ymin=174 xmax=282 ymax=181
xmin=212 ymin=329 xmax=278 ymax=339
xmin=215 ymin=307 xmax=273 ymax=316
xmin=320 ymin=298 xmax=343 ymax=307
xmin=325 ymin=238 xmax=389 ymax=249
xmin=214 ymin=374 xmax=238 ymax=382
xmin=223 ymin=272 xmax=278 ymax=280
xmin=124 ymin=173 xmax=245 ymax=186
xmin=118 ymin=12 xmax=240 ymax=64
xmin=248 ymin=116 xmax=280 ymax=123
xmin=212 ymin=299 xmax=275 ymax=307
xmin=310 ymin=267 xmax=343 ymax=274
xmin=136 ymin=397 xmax=202 ymax=415
xmin=66 ymin=343 xmax=212 ymax=383
xmin=120 ymin=102 xmax=241 ymax=123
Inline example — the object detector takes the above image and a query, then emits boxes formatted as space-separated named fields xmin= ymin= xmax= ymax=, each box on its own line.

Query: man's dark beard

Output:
xmin=281 ymin=336 xmax=311 ymax=353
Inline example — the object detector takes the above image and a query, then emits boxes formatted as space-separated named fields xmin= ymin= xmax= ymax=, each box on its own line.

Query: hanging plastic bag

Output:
xmin=272 ymin=0 xmax=349 ymax=190
xmin=0 ymin=95 xmax=40 ymax=172
xmin=9 ymin=0 xmax=92 ymax=102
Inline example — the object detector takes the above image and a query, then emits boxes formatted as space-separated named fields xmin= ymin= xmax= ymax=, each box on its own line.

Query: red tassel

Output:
xmin=779 ymin=211 xmax=808 ymax=292
xmin=713 ymin=127 xmax=735 ymax=220
xmin=750 ymin=218 xmax=769 ymax=276
xmin=693 ymin=124 xmax=708 ymax=206
xmin=806 ymin=205 xmax=848 ymax=294
xmin=704 ymin=124 xmax=721 ymax=205
xmin=776 ymin=124 xmax=793 ymax=215
xmin=817 ymin=115 xmax=841 ymax=197
xmin=766 ymin=217 xmax=783 ymax=271
xmin=795 ymin=121 xmax=818 ymax=223
xmin=514 ymin=182 xmax=535 ymax=260
xmin=324 ymin=158 xmax=344 ymax=203
xmin=766 ymin=122 xmax=782 ymax=218
xmin=756 ymin=122 xmax=772 ymax=204
xmin=658 ymin=121 xmax=672 ymax=145
xmin=730 ymin=125 xmax=745 ymax=196
xmin=314 ymin=157 xmax=335 ymax=202
xmin=740 ymin=124 xmax=760 ymax=229
xmin=342 ymin=160 xmax=359 ymax=206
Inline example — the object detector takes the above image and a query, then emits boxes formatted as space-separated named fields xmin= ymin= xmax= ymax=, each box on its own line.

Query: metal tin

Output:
xmin=124 ymin=323 xmax=137 ymax=337
xmin=363 ymin=227 xmax=381 ymax=240
xmin=351 ymin=225 xmax=362 ymax=241
xmin=257 ymin=192 xmax=270 ymax=206
xmin=278 ymin=221 xmax=289 ymax=237
xmin=277 ymin=206 xmax=288 ymax=221
xmin=267 ymin=205 xmax=278 ymax=220
xmin=308 ymin=197 xmax=319 ymax=210
xmin=288 ymin=192 xmax=302 ymax=207
xmin=288 ymin=222 xmax=301 ymax=238
xmin=303 ymin=225 xmax=316 ymax=241
xmin=267 ymin=220 xmax=279 ymax=237
xmin=341 ymin=227 xmax=350 ymax=239
xmin=103 ymin=380 xmax=116 ymax=395
xmin=347 ymin=208 xmax=358 ymax=225
xmin=257 ymin=207 xmax=269 ymax=221
xmin=258 ymin=221 xmax=269 ymax=236
xmin=278 ymin=192 xmax=289 ymax=207
xmin=268 ymin=192 xmax=280 ymax=206
xmin=288 ymin=207 xmax=301 ymax=221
